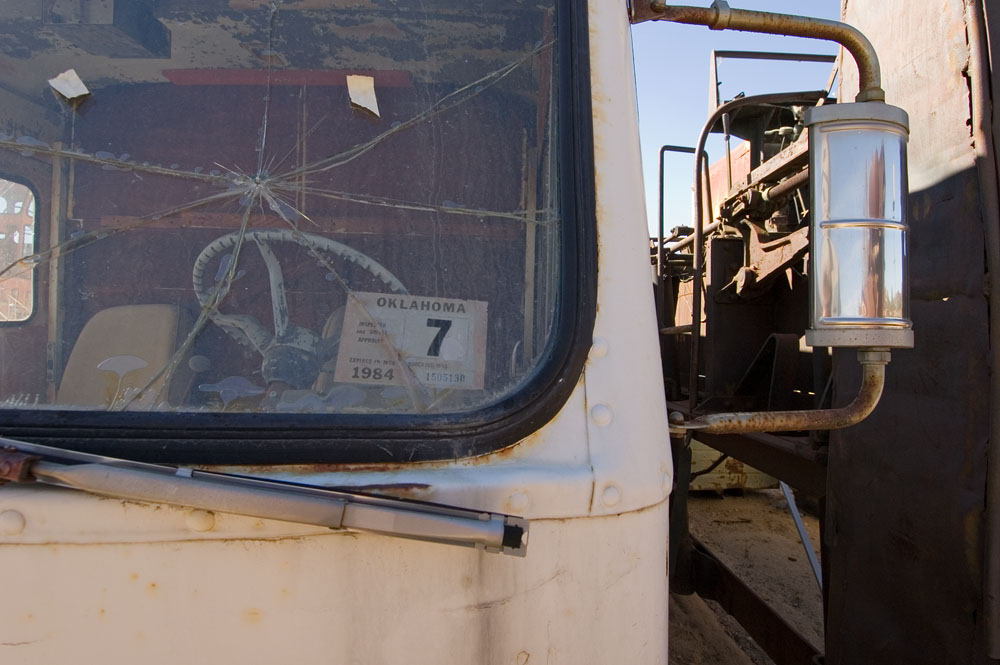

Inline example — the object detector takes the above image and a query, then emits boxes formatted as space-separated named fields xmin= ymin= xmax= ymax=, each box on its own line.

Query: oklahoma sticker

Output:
xmin=333 ymin=292 xmax=487 ymax=390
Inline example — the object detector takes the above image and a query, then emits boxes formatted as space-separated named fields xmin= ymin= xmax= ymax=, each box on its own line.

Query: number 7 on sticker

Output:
xmin=425 ymin=318 xmax=452 ymax=357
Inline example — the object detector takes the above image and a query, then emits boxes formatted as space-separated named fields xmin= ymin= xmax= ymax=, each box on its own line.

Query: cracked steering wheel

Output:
xmin=192 ymin=228 xmax=407 ymax=389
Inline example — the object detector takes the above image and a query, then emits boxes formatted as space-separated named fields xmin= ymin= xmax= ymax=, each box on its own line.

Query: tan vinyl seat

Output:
xmin=57 ymin=304 xmax=190 ymax=409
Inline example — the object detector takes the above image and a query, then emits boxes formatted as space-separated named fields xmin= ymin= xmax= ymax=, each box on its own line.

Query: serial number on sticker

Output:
xmin=424 ymin=372 xmax=467 ymax=384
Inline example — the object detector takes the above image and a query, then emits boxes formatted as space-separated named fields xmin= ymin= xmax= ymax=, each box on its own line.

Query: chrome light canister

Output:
xmin=804 ymin=102 xmax=913 ymax=348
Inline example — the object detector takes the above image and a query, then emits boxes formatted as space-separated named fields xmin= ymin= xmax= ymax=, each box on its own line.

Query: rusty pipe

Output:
xmin=667 ymin=220 xmax=721 ymax=253
xmin=648 ymin=1 xmax=885 ymax=103
xmin=682 ymin=349 xmax=889 ymax=434
xmin=763 ymin=168 xmax=809 ymax=202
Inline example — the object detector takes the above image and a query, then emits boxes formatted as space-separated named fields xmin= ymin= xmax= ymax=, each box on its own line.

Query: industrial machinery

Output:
xmin=634 ymin=1 xmax=1000 ymax=663
xmin=0 ymin=0 xmax=994 ymax=663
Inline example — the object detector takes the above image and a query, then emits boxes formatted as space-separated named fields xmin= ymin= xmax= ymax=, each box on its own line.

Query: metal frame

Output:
xmin=708 ymin=50 xmax=837 ymax=191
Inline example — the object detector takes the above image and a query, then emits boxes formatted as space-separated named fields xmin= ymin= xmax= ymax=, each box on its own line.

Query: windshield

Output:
xmin=0 ymin=0 xmax=568 ymax=418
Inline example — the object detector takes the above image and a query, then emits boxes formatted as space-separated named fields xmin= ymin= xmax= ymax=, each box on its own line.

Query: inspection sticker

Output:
xmin=333 ymin=292 xmax=487 ymax=390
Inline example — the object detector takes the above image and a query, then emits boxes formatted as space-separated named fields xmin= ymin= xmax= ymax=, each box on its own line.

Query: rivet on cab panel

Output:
xmin=0 ymin=509 xmax=26 ymax=536
xmin=601 ymin=485 xmax=622 ymax=508
xmin=186 ymin=509 xmax=216 ymax=532
xmin=591 ymin=404 xmax=613 ymax=426
xmin=507 ymin=491 xmax=530 ymax=513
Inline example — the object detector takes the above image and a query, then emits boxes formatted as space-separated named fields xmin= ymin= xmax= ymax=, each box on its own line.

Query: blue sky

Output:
xmin=631 ymin=1 xmax=840 ymax=235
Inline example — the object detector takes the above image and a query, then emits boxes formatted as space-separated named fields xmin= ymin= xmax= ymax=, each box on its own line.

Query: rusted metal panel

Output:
xmin=826 ymin=292 xmax=990 ymax=664
xmin=989 ymin=2 xmax=1000 ymax=161
xmin=826 ymin=2 xmax=991 ymax=660
xmin=709 ymin=139 xmax=750 ymax=213
xmin=735 ymin=225 xmax=809 ymax=297
xmin=703 ymin=237 xmax=775 ymax=397
xmin=745 ymin=135 xmax=808 ymax=192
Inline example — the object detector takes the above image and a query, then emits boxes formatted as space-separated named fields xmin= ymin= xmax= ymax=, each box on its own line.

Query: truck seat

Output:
xmin=57 ymin=304 xmax=190 ymax=409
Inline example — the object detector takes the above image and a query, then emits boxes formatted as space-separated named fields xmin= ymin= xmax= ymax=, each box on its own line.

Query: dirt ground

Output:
xmin=668 ymin=489 xmax=824 ymax=665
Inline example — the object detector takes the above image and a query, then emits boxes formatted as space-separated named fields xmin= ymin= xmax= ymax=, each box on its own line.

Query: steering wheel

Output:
xmin=192 ymin=228 xmax=407 ymax=389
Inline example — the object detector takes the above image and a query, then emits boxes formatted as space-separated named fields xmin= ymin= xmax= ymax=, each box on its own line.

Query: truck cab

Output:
xmin=0 ymin=1 xmax=671 ymax=663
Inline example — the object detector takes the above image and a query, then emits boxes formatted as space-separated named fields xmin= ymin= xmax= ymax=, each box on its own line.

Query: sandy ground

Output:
xmin=668 ymin=489 xmax=824 ymax=665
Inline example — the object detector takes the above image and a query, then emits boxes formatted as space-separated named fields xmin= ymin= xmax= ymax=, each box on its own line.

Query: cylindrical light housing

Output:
xmin=804 ymin=102 xmax=913 ymax=348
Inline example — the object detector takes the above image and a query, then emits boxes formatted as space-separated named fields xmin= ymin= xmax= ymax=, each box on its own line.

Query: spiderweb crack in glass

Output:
xmin=0 ymin=1 xmax=563 ymax=417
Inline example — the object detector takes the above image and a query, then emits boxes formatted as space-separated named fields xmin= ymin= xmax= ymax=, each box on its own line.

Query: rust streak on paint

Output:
xmin=327 ymin=482 xmax=433 ymax=500
xmin=214 ymin=429 xmax=545 ymax=477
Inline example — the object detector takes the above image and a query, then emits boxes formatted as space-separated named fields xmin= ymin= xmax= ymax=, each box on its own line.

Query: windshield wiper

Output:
xmin=0 ymin=438 xmax=528 ymax=556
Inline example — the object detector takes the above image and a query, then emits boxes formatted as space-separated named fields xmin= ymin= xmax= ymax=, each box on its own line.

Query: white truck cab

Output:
xmin=0 ymin=1 xmax=671 ymax=662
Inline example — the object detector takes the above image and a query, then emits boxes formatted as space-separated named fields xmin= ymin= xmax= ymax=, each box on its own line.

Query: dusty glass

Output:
xmin=0 ymin=1 xmax=564 ymax=415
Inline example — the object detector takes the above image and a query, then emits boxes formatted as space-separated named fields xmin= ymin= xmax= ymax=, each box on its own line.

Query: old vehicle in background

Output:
xmin=636 ymin=1 xmax=1000 ymax=663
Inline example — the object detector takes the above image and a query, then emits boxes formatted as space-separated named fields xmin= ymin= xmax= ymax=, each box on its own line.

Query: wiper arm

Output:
xmin=0 ymin=438 xmax=528 ymax=556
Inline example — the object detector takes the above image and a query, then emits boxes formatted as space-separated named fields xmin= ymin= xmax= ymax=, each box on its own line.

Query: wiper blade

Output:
xmin=0 ymin=438 xmax=528 ymax=556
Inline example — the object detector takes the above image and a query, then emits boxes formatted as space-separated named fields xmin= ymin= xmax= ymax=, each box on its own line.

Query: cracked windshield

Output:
xmin=0 ymin=0 xmax=563 ymax=415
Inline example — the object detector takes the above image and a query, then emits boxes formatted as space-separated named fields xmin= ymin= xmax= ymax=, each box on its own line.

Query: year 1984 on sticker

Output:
xmin=333 ymin=292 xmax=488 ymax=390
